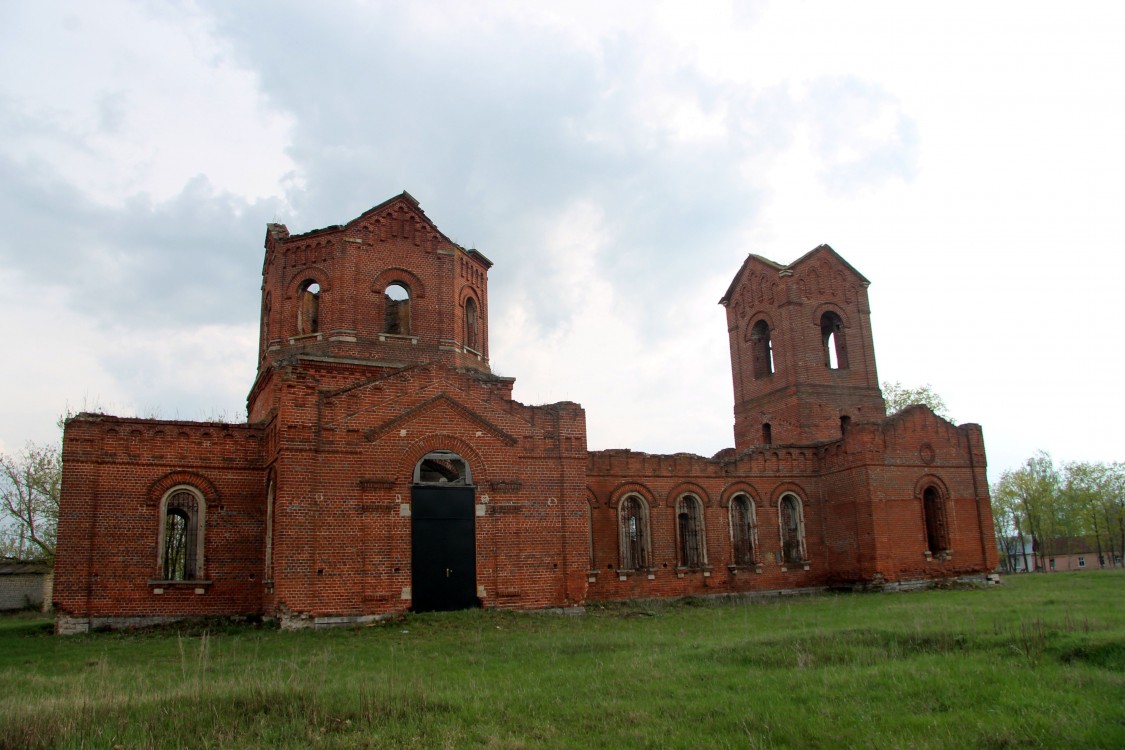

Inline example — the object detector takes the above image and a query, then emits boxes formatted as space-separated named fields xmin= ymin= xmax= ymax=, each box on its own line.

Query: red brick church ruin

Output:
xmin=53 ymin=193 xmax=998 ymax=632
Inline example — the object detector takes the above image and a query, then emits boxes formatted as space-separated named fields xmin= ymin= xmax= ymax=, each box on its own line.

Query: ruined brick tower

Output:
xmin=721 ymin=245 xmax=886 ymax=451
xmin=250 ymin=191 xmax=494 ymax=423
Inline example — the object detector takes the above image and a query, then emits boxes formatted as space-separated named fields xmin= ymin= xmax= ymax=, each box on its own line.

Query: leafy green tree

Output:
xmin=994 ymin=455 xmax=1125 ymax=571
xmin=0 ymin=440 xmax=61 ymax=561
xmin=1060 ymin=461 xmax=1125 ymax=568
xmin=881 ymin=381 xmax=952 ymax=421
xmin=991 ymin=488 xmax=1025 ymax=573
xmin=993 ymin=452 xmax=1064 ymax=571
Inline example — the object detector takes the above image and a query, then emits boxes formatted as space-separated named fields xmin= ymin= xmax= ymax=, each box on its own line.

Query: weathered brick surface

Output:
xmin=54 ymin=194 xmax=997 ymax=632
xmin=720 ymin=246 xmax=887 ymax=449
xmin=54 ymin=417 xmax=266 ymax=623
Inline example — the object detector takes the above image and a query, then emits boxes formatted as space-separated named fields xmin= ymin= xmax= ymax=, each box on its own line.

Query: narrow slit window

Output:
xmin=587 ymin=500 xmax=596 ymax=569
xmin=264 ymin=481 xmax=275 ymax=581
xmin=260 ymin=291 xmax=272 ymax=357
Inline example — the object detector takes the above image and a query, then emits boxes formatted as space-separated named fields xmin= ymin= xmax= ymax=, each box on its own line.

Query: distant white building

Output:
xmin=998 ymin=536 xmax=1037 ymax=573
xmin=0 ymin=560 xmax=53 ymax=612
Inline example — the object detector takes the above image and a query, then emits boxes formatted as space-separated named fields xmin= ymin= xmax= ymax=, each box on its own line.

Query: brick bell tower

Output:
xmin=720 ymin=244 xmax=886 ymax=451
xmin=248 ymin=192 xmax=493 ymax=422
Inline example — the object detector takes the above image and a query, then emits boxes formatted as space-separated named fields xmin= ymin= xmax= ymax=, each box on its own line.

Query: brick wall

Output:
xmin=263 ymin=359 xmax=589 ymax=622
xmin=585 ymin=406 xmax=996 ymax=600
xmin=251 ymin=192 xmax=492 ymax=425
xmin=53 ymin=195 xmax=998 ymax=632
xmin=55 ymin=415 xmax=266 ymax=628
xmin=722 ymin=246 xmax=886 ymax=450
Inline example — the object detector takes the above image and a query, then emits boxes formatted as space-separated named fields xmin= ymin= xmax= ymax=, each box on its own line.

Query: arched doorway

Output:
xmin=410 ymin=450 xmax=478 ymax=612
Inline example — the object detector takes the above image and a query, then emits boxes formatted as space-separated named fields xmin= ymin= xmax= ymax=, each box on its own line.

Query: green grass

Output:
xmin=2 ymin=572 xmax=1123 ymax=749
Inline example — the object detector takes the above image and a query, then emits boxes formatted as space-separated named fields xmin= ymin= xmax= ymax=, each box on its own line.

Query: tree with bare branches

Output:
xmin=0 ymin=441 xmax=61 ymax=561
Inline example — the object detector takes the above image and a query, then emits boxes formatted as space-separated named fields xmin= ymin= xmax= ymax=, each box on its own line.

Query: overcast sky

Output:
xmin=2 ymin=1 xmax=1123 ymax=485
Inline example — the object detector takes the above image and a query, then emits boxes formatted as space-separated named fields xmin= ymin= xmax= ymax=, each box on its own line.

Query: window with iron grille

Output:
xmin=619 ymin=495 xmax=649 ymax=571
xmin=414 ymin=450 xmax=471 ymax=485
xmin=779 ymin=493 xmax=806 ymax=565
xmin=676 ymin=495 xmax=705 ymax=568
xmin=159 ymin=488 xmax=204 ymax=580
xmin=730 ymin=493 xmax=757 ymax=566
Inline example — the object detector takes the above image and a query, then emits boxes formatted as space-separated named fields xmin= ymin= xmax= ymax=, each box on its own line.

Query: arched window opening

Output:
xmin=385 ymin=283 xmax=411 ymax=335
xmin=163 ymin=510 xmax=189 ymax=580
xmin=820 ymin=312 xmax=849 ymax=370
xmin=762 ymin=422 xmax=772 ymax=445
xmin=750 ymin=320 xmax=774 ymax=378
xmin=779 ymin=493 xmax=807 ymax=565
xmin=923 ymin=486 xmax=949 ymax=553
xmin=587 ymin=500 xmax=596 ymax=569
xmin=413 ymin=450 xmax=471 ymax=485
xmin=676 ymin=495 xmax=705 ymax=568
xmin=730 ymin=494 xmax=757 ymax=566
xmin=264 ymin=480 xmax=275 ymax=581
xmin=840 ymin=415 xmax=851 ymax=435
xmin=464 ymin=296 xmax=479 ymax=351
xmin=619 ymin=495 xmax=649 ymax=571
xmin=297 ymin=281 xmax=320 ymax=335
xmin=160 ymin=488 xmax=202 ymax=580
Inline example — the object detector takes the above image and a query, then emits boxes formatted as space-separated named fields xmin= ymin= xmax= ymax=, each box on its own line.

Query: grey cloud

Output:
xmin=0 ymin=157 xmax=284 ymax=329
xmin=2 ymin=2 xmax=918 ymax=343
xmin=200 ymin=3 xmax=772 ymax=332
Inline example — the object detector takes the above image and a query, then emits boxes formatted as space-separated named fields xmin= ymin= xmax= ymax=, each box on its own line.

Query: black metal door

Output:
xmin=410 ymin=486 xmax=477 ymax=612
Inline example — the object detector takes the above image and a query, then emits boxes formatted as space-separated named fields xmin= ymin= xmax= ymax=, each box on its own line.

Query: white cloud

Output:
xmin=495 ymin=201 xmax=731 ymax=454
xmin=0 ymin=0 xmax=295 ymax=206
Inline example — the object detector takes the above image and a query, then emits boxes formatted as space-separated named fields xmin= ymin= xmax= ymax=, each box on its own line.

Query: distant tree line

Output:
xmin=992 ymin=452 xmax=1125 ymax=573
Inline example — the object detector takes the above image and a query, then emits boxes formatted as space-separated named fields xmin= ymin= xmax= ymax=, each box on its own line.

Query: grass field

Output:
xmin=1 ymin=572 xmax=1123 ymax=749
